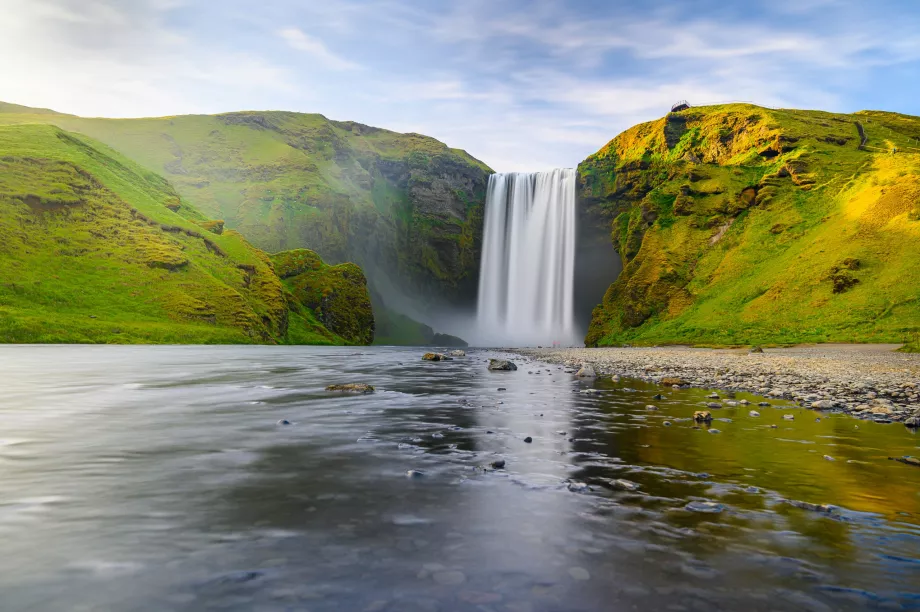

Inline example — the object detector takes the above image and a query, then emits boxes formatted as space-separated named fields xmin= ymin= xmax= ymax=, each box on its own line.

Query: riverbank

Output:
xmin=515 ymin=344 xmax=920 ymax=424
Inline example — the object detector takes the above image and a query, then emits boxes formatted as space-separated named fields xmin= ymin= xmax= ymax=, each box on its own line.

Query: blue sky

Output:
xmin=1 ymin=0 xmax=919 ymax=171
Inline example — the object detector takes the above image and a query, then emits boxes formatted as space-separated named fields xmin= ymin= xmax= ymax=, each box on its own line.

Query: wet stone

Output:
xmin=685 ymin=501 xmax=724 ymax=513
xmin=326 ymin=383 xmax=375 ymax=394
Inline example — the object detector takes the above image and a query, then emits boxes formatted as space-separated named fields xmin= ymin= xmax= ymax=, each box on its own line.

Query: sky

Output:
xmin=1 ymin=0 xmax=919 ymax=171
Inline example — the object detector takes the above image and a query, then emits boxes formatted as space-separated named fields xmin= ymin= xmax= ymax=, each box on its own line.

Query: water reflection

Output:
xmin=0 ymin=346 xmax=918 ymax=611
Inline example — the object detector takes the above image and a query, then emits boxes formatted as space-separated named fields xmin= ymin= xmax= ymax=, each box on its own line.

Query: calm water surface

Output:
xmin=1 ymin=345 xmax=919 ymax=611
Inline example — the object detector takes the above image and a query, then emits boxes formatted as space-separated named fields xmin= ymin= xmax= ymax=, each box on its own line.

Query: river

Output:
xmin=1 ymin=345 xmax=918 ymax=611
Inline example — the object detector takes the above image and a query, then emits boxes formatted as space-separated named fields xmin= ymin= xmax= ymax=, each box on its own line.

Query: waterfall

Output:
xmin=475 ymin=169 xmax=578 ymax=346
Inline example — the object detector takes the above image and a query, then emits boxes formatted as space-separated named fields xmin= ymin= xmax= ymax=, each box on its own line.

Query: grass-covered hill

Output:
xmin=0 ymin=104 xmax=492 ymax=309
xmin=0 ymin=123 xmax=373 ymax=345
xmin=580 ymin=104 xmax=920 ymax=347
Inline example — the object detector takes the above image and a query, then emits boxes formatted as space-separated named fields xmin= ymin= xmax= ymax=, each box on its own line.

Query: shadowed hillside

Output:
xmin=580 ymin=104 xmax=920 ymax=347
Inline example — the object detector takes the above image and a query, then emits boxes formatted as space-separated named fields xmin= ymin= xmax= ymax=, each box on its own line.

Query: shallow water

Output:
xmin=1 ymin=345 xmax=919 ymax=611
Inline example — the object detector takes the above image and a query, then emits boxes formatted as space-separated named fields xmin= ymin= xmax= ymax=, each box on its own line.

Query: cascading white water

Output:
xmin=475 ymin=169 xmax=578 ymax=346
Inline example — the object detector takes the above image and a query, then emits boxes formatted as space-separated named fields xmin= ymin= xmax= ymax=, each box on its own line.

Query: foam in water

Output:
xmin=475 ymin=169 xmax=578 ymax=346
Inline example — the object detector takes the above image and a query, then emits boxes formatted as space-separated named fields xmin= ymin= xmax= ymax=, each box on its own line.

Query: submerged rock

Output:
xmin=487 ymin=358 xmax=517 ymax=371
xmin=891 ymin=456 xmax=920 ymax=467
xmin=490 ymin=459 xmax=506 ymax=470
xmin=575 ymin=364 xmax=597 ymax=378
xmin=613 ymin=479 xmax=640 ymax=492
xmin=693 ymin=411 xmax=713 ymax=423
xmin=786 ymin=499 xmax=836 ymax=513
xmin=706 ymin=402 xmax=722 ymax=409
xmin=423 ymin=352 xmax=452 ymax=361
xmin=325 ymin=383 xmax=375 ymax=393
xmin=685 ymin=501 xmax=724 ymax=513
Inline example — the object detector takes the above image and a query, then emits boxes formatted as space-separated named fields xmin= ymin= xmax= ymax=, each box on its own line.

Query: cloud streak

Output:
xmin=1 ymin=0 xmax=918 ymax=170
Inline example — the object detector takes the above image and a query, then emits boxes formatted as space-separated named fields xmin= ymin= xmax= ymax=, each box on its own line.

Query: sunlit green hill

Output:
xmin=0 ymin=123 xmax=372 ymax=344
xmin=580 ymin=104 xmax=920 ymax=348
xmin=0 ymin=105 xmax=492 ymax=309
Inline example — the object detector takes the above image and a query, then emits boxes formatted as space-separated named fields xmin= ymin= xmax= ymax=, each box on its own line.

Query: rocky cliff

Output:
xmin=579 ymin=104 xmax=920 ymax=347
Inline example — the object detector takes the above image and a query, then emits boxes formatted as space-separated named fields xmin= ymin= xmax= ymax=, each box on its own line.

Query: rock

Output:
xmin=725 ymin=400 xmax=739 ymax=406
xmin=490 ymin=459 xmax=506 ymax=470
xmin=325 ymin=383 xmax=375 ymax=393
xmin=739 ymin=399 xmax=751 ymax=405
xmin=449 ymin=350 xmax=466 ymax=357
xmin=783 ymin=414 xmax=795 ymax=420
xmin=406 ymin=470 xmax=426 ymax=478
xmin=487 ymin=358 xmax=517 ymax=371
xmin=575 ymin=365 xmax=597 ymax=378
xmin=422 ymin=352 xmax=452 ymax=361
xmin=891 ymin=456 xmax=920 ymax=467
xmin=709 ymin=429 xmax=721 ymax=434
xmin=685 ymin=501 xmax=724 ymax=513
xmin=645 ymin=405 xmax=659 ymax=410
xmin=905 ymin=416 xmax=920 ymax=428
xmin=758 ymin=402 xmax=771 ymax=407
xmin=706 ymin=402 xmax=722 ymax=409
xmin=823 ymin=455 xmax=835 ymax=461
xmin=749 ymin=346 xmax=764 ymax=353
xmin=749 ymin=410 xmax=760 ymax=417
xmin=663 ymin=421 xmax=672 ymax=426
xmin=811 ymin=400 xmax=834 ymax=409
xmin=568 ymin=567 xmax=591 ymax=581
xmin=497 ymin=387 xmax=507 ymax=391
xmin=660 ymin=377 xmax=686 ymax=386
xmin=786 ymin=499 xmax=836 ymax=513
xmin=613 ymin=479 xmax=640 ymax=491
xmin=277 ymin=419 xmax=292 ymax=425
xmin=707 ymin=393 xmax=720 ymax=399
xmin=567 ymin=481 xmax=589 ymax=492
xmin=693 ymin=411 xmax=713 ymax=423
xmin=870 ymin=405 xmax=893 ymax=415
xmin=652 ymin=393 xmax=664 ymax=400
xmin=611 ymin=375 xmax=621 ymax=382
xmin=523 ymin=436 xmax=533 ymax=443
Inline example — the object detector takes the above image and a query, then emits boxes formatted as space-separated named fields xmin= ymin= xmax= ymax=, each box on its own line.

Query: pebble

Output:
xmin=685 ymin=501 xmax=724 ymax=513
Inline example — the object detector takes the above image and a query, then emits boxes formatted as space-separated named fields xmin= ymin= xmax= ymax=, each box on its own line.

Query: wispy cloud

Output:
xmin=1 ymin=0 xmax=919 ymax=170
xmin=278 ymin=27 xmax=362 ymax=71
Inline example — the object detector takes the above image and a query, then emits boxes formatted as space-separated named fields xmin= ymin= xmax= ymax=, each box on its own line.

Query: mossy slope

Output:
xmin=0 ymin=106 xmax=492 ymax=307
xmin=0 ymin=123 xmax=370 ymax=344
xmin=581 ymin=104 xmax=920 ymax=347
xmin=271 ymin=249 xmax=374 ymax=345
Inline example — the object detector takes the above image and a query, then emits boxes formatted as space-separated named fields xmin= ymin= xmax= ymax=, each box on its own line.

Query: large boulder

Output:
xmin=488 ymin=358 xmax=518 ymax=371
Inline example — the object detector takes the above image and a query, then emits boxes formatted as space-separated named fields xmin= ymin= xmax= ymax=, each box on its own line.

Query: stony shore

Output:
xmin=515 ymin=344 xmax=920 ymax=425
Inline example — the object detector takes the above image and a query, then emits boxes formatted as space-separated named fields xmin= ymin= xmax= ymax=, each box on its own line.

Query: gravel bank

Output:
xmin=516 ymin=345 xmax=920 ymax=425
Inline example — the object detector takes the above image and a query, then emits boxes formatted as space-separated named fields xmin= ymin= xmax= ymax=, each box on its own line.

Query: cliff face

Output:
xmin=579 ymin=104 xmax=920 ymax=347
xmin=0 ymin=107 xmax=492 ymax=308
xmin=0 ymin=123 xmax=372 ymax=345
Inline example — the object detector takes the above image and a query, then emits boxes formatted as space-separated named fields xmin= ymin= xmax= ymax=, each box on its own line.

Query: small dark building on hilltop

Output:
xmin=671 ymin=100 xmax=690 ymax=112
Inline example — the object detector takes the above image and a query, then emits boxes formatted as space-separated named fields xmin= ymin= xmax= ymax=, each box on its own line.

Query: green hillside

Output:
xmin=580 ymin=104 xmax=920 ymax=347
xmin=0 ymin=123 xmax=371 ymax=345
xmin=0 ymin=105 xmax=492 ymax=308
